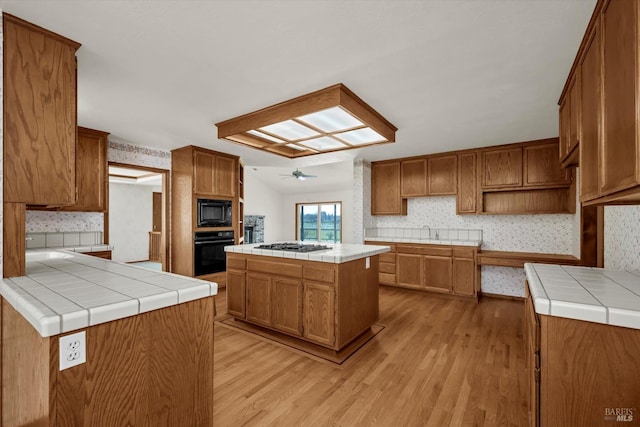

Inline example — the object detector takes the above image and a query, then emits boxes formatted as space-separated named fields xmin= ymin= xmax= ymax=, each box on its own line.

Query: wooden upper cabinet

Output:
xmin=60 ymin=127 xmax=109 ymax=212
xmin=401 ymin=158 xmax=427 ymax=197
xmin=371 ymin=161 xmax=407 ymax=215
xmin=214 ymin=155 xmax=236 ymax=198
xmin=559 ymin=73 xmax=580 ymax=168
xmin=523 ymin=142 xmax=571 ymax=187
xmin=568 ymin=75 xmax=580 ymax=163
xmin=579 ymin=19 xmax=602 ymax=202
xmin=193 ymin=150 xmax=236 ymax=197
xmin=600 ymin=0 xmax=638 ymax=195
xmin=3 ymin=14 xmax=80 ymax=206
xmin=428 ymin=155 xmax=457 ymax=195
xmin=480 ymin=147 xmax=523 ymax=189
xmin=457 ymin=153 xmax=477 ymax=214
xmin=194 ymin=151 xmax=215 ymax=195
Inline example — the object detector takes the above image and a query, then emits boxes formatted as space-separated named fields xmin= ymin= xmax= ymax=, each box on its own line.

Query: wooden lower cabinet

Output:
xmin=423 ymin=255 xmax=451 ymax=293
xmin=226 ymin=253 xmax=377 ymax=350
xmin=272 ymin=277 xmax=303 ymax=336
xmin=397 ymin=253 xmax=423 ymax=288
xmin=246 ymin=273 xmax=272 ymax=327
xmin=2 ymin=296 xmax=214 ymax=426
xmin=377 ymin=243 xmax=478 ymax=300
xmin=226 ymin=269 xmax=246 ymax=318
xmin=302 ymin=282 xmax=335 ymax=346
xmin=525 ymin=283 xmax=640 ymax=426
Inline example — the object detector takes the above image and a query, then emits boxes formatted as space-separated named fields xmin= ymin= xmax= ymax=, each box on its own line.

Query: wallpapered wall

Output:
xmin=605 ymin=205 xmax=640 ymax=271
xmin=24 ymin=139 xmax=171 ymax=235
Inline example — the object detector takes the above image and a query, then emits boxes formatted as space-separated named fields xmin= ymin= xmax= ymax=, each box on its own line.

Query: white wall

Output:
xmin=244 ymin=168 xmax=286 ymax=242
xmin=109 ymin=183 xmax=155 ymax=262
xmin=0 ymin=9 xmax=4 ymax=278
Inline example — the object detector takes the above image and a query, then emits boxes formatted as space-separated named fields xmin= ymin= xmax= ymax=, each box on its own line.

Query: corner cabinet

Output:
xmin=3 ymin=13 xmax=80 ymax=206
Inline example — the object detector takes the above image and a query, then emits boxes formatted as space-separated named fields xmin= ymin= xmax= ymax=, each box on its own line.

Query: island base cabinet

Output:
xmin=226 ymin=269 xmax=246 ymax=318
xmin=1 ymin=297 xmax=215 ymax=427
xmin=303 ymin=282 xmax=335 ymax=347
xmin=226 ymin=253 xmax=377 ymax=351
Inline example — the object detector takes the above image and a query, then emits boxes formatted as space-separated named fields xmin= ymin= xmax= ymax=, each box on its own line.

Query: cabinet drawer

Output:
xmin=247 ymin=259 xmax=302 ymax=278
xmin=303 ymin=265 xmax=336 ymax=284
xmin=379 ymin=252 xmax=396 ymax=263
xmin=453 ymin=247 xmax=475 ymax=258
xmin=379 ymin=262 xmax=396 ymax=274
xmin=379 ymin=273 xmax=396 ymax=285
xmin=227 ymin=256 xmax=246 ymax=270
xmin=397 ymin=245 xmax=452 ymax=257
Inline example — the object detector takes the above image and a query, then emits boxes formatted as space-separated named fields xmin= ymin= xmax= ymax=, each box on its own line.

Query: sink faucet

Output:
xmin=422 ymin=225 xmax=431 ymax=238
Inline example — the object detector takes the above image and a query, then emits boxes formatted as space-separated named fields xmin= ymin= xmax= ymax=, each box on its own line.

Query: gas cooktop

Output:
xmin=256 ymin=242 xmax=330 ymax=252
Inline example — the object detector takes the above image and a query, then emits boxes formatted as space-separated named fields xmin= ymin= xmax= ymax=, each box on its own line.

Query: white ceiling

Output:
xmin=0 ymin=0 xmax=596 ymax=190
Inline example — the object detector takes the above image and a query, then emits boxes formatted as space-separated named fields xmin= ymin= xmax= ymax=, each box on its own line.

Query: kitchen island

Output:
xmin=524 ymin=263 xmax=640 ymax=427
xmin=224 ymin=243 xmax=389 ymax=353
xmin=0 ymin=250 xmax=217 ymax=426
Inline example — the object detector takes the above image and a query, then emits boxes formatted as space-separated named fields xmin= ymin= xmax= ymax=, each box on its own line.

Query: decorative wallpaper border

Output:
xmin=109 ymin=140 xmax=170 ymax=160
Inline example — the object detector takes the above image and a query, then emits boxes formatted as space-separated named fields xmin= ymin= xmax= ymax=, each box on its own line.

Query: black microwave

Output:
xmin=197 ymin=199 xmax=232 ymax=227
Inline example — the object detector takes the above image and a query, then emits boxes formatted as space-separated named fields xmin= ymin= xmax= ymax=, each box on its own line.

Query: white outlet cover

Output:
xmin=366 ymin=257 xmax=370 ymax=269
xmin=59 ymin=330 xmax=86 ymax=371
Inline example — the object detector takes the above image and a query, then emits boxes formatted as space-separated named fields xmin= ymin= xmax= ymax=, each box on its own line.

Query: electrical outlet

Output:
xmin=365 ymin=256 xmax=370 ymax=269
xmin=59 ymin=331 xmax=86 ymax=371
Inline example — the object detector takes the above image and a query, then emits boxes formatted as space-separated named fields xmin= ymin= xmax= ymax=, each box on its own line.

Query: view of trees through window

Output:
xmin=297 ymin=202 xmax=341 ymax=243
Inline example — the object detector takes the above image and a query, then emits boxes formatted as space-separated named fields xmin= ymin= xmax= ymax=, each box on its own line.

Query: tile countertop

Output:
xmin=364 ymin=237 xmax=482 ymax=247
xmin=525 ymin=263 xmax=640 ymax=330
xmin=225 ymin=243 xmax=390 ymax=263
xmin=0 ymin=250 xmax=218 ymax=337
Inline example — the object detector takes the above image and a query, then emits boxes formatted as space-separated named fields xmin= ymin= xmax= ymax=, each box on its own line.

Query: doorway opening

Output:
xmin=108 ymin=162 xmax=170 ymax=271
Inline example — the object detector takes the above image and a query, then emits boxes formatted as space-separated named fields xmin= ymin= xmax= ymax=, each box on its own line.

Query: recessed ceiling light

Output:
xmin=259 ymin=120 xmax=320 ymax=141
xmin=296 ymin=106 xmax=363 ymax=133
xmin=299 ymin=136 xmax=347 ymax=151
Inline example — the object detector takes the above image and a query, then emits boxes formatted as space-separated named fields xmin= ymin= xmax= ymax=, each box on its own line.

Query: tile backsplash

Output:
xmin=26 ymin=232 xmax=104 ymax=249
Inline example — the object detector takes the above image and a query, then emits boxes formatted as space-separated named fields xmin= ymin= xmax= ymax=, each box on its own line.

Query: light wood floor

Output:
xmin=213 ymin=286 xmax=527 ymax=426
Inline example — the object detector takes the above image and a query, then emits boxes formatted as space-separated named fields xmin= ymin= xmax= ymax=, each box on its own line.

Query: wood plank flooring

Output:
xmin=214 ymin=286 xmax=527 ymax=426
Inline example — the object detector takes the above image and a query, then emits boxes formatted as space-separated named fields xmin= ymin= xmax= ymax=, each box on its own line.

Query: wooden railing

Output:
xmin=149 ymin=231 xmax=162 ymax=262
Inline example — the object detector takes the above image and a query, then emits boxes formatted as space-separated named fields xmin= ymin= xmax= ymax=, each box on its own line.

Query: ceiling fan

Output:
xmin=280 ymin=169 xmax=318 ymax=181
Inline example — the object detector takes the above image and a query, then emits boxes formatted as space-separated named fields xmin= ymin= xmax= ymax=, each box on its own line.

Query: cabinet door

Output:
xmin=3 ymin=15 xmax=79 ymax=205
xmin=214 ymin=155 xmax=236 ymax=198
xmin=523 ymin=142 xmax=571 ymax=187
xmin=272 ymin=278 xmax=302 ymax=336
xmin=452 ymin=257 xmax=475 ymax=296
xmin=401 ymin=158 xmax=427 ymax=197
xmin=524 ymin=291 xmax=540 ymax=427
xmin=457 ymin=153 xmax=477 ymax=214
xmin=396 ymin=254 xmax=423 ymax=288
xmin=372 ymin=162 xmax=406 ymax=215
xmin=226 ymin=269 xmax=246 ymax=319
xmin=428 ymin=155 xmax=457 ymax=195
xmin=246 ymin=273 xmax=271 ymax=326
xmin=480 ymin=148 xmax=523 ymax=189
xmin=194 ymin=151 xmax=215 ymax=195
xmin=579 ymin=21 xmax=602 ymax=202
xmin=601 ymin=0 xmax=639 ymax=195
xmin=423 ymin=255 xmax=452 ymax=293
xmin=303 ymin=282 xmax=335 ymax=347
xmin=66 ymin=128 xmax=108 ymax=212
xmin=559 ymin=95 xmax=571 ymax=162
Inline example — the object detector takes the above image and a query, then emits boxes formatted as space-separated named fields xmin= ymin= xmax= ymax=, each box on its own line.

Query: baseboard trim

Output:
xmin=481 ymin=292 xmax=525 ymax=302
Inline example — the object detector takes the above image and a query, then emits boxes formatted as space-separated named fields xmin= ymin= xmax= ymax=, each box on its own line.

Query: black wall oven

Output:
xmin=194 ymin=231 xmax=234 ymax=276
xmin=197 ymin=198 xmax=232 ymax=228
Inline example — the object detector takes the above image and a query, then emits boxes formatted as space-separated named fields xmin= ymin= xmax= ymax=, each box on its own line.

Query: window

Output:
xmin=296 ymin=202 xmax=341 ymax=243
